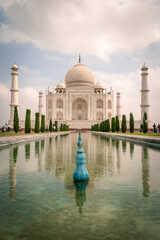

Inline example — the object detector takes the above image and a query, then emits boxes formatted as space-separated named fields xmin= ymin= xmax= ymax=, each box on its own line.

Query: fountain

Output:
xmin=73 ymin=132 xmax=89 ymax=181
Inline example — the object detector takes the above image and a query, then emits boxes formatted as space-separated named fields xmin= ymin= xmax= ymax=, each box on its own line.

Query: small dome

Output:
xmin=65 ymin=61 xmax=95 ymax=88
xmin=11 ymin=63 xmax=19 ymax=71
xmin=94 ymin=80 xmax=104 ymax=89
xmin=141 ymin=63 xmax=148 ymax=71
xmin=56 ymin=81 xmax=66 ymax=89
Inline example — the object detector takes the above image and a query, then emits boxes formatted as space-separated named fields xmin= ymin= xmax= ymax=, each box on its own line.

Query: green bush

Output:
xmin=121 ymin=115 xmax=127 ymax=133
xmin=35 ymin=112 xmax=40 ymax=133
xmin=129 ymin=113 xmax=134 ymax=133
xmin=49 ymin=120 xmax=53 ymax=132
xmin=13 ymin=106 xmax=19 ymax=133
xmin=91 ymin=123 xmax=99 ymax=131
xmin=115 ymin=116 xmax=120 ymax=132
xmin=111 ymin=117 xmax=116 ymax=132
xmin=25 ymin=109 xmax=31 ymax=133
xmin=41 ymin=115 xmax=45 ymax=132
xmin=106 ymin=119 xmax=110 ymax=132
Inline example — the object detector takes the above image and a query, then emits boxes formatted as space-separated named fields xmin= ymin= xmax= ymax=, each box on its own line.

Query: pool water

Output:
xmin=0 ymin=133 xmax=160 ymax=240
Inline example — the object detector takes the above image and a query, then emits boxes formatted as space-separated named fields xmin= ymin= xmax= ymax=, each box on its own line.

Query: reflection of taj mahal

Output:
xmin=46 ymin=55 xmax=115 ymax=129
xmin=9 ymin=55 xmax=150 ymax=129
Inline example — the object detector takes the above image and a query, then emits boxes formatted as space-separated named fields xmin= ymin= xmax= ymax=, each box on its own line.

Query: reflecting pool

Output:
xmin=0 ymin=133 xmax=160 ymax=240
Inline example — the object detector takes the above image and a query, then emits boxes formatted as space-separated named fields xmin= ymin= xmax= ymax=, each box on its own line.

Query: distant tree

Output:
xmin=35 ymin=112 xmax=40 ymax=133
xmin=106 ymin=119 xmax=110 ymax=132
xmin=121 ymin=115 xmax=127 ymax=133
xmin=115 ymin=116 xmax=120 ymax=132
xmin=25 ymin=109 xmax=31 ymax=133
xmin=143 ymin=112 xmax=147 ymax=121
xmin=129 ymin=113 xmax=134 ymax=133
xmin=111 ymin=117 xmax=116 ymax=132
xmin=49 ymin=119 xmax=52 ymax=132
xmin=41 ymin=115 xmax=45 ymax=132
xmin=13 ymin=106 xmax=19 ymax=133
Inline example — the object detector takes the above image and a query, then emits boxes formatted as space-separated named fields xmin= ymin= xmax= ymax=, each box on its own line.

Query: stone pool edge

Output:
xmin=0 ymin=131 xmax=72 ymax=148
xmin=90 ymin=131 xmax=160 ymax=149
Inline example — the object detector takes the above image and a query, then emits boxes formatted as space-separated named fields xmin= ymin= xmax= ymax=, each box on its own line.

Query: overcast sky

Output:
xmin=0 ymin=0 xmax=160 ymax=126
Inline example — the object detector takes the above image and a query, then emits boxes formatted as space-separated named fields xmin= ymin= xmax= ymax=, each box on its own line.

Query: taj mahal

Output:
xmin=9 ymin=55 xmax=150 ymax=129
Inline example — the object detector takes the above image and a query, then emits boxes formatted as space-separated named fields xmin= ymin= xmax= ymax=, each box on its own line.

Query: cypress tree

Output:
xmin=116 ymin=116 xmax=120 ymax=132
xmin=60 ymin=123 xmax=63 ymax=131
xmin=41 ymin=115 xmax=45 ymax=132
xmin=25 ymin=109 xmax=31 ymax=133
xmin=49 ymin=119 xmax=53 ymax=132
xmin=143 ymin=112 xmax=147 ymax=121
xmin=13 ymin=106 xmax=19 ymax=133
xmin=100 ymin=122 xmax=103 ymax=132
xmin=129 ymin=113 xmax=134 ymax=133
xmin=143 ymin=119 xmax=148 ymax=133
xmin=35 ymin=112 xmax=40 ymax=133
xmin=55 ymin=121 xmax=58 ymax=132
xmin=106 ymin=119 xmax=110 ymax=132
xmin=143 ymin=112 xmax=148 ymax=133
xmin=121 ymin=115 xmax=127 ymax=133
xmin=111 ymin=117 xmax=116 ymax=132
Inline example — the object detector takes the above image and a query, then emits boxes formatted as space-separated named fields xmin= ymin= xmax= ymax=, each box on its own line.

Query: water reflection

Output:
xmin=35 ymin=140 xmax=43 ymax=171
xmin=74 ymin=180 xmax=88 ymax=214
xmin=35 ymin=141 xmax=39 ymax=157
xmin=9 ymin=145 xmax=18 ymax=199
xmin=41 ymin=139 xmax=45 ymax=152
xmin=25 ymin=143 xmax=30 ymax=161
xmin=142 ymin=146 xmax=150 ymax=198
xmin=116 ymin=140 xmax=121 ymax=173
xmin=122 ymin=140 xmax=127 ymax=153
xmin=130 ymin=142 xmax=134 ymax=159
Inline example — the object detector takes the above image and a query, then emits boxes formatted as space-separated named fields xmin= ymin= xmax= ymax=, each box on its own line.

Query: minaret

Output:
xmin=38 ymin=91 xmax=43 ymax=118
xmin=10 ymin=64 xmax=19 ymax=123
xmin=140 ymin=63 xmax=149 ymax=122
xmin=116 ymin=91 xmax=121 ymax=120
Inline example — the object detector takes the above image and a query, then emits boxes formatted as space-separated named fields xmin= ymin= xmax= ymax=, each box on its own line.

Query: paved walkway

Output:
xmin=91 ymin=132 xmax=160 ymax=149
xmin=0 ymin=132 xmax=71 ymax=148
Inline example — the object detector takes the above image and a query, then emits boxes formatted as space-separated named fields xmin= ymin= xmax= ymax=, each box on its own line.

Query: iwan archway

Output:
xmin=72 ymin=98 xmax=88 ymax=120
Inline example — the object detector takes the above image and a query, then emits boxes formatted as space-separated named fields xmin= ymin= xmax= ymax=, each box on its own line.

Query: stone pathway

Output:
xmin=0 ymin=132 xmax=71 ymax=148
xmin=91 ymin=132 xmax=160 ymax=149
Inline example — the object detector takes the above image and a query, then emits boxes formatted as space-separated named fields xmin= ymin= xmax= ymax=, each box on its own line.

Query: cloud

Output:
xmin=0 ymin=0 xmax=160 ymax=61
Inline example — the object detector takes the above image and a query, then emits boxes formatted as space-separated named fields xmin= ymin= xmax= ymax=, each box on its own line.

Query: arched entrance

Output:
xmin=72 ymin=98 xmax=88 ymax=120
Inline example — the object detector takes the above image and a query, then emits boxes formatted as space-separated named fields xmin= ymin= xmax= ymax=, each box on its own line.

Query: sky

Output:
xmin=0 ymin=0 xmax=160 ymax=126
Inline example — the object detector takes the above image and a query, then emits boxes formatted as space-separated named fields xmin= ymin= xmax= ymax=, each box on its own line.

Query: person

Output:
xmin=140 ymin=123 xmax=143 ymax=132
xmin=153 ymin=123 xmax=157 ymax=133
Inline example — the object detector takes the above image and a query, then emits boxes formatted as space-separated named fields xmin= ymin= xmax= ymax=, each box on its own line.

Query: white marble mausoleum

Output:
xmin=46 ymin=56 xmax=115 ymax=129
xmin=9 ymin=55 xmax=150 ymax=129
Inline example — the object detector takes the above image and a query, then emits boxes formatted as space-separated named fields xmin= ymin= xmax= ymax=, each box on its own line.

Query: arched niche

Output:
xmin=108 ymin=112 xmax=112 ymax=120
xmin=96 ymin=99 xmax=103 ymax=109
xmin=48 ymin=112 xmax=52 ymax=120
xmin=108 ymin=100 xmax=112 ymax=109
xmin=72 ymin=98 xmax=88 ymax=120
xmin=56 ymin=99 xmax=63 ymax=108
xmin=56 ymin=112 xmax=63 ymax=120
xmin=48 ymin=100 xmax=52 ymax=109
xmin=96 ymin=112 xmax=103 ymax=120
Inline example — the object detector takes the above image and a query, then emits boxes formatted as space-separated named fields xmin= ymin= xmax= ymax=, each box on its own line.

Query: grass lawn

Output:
xmin=0 ymin=132 xmax=53 ymax=137
xmin=108 ymin=132 xmax=160 ymax=137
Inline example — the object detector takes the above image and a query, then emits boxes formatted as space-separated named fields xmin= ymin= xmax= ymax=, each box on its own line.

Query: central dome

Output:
xmin=65 ymin=61 xmax=95 ymax=88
